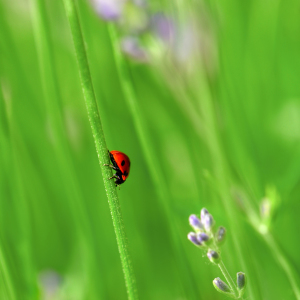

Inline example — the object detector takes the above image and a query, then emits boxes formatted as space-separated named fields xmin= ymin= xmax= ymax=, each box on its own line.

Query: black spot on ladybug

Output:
xmin=124 ymin=171 xmax=128 ymax=176
xmin=121 ymin=160 xmax=125 ymax=166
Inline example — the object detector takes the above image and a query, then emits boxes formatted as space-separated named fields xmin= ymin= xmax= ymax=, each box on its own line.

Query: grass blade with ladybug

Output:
xmin=104 ymin=150 xmax=131 ymax=187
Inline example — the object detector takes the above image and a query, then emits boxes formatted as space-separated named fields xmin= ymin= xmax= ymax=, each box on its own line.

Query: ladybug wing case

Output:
xmin=110 ymin=150 xmax=131 ymax=181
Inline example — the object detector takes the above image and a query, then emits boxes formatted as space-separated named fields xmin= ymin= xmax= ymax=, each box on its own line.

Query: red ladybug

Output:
xmin=105 ymin=150 xmax=131 ymax=186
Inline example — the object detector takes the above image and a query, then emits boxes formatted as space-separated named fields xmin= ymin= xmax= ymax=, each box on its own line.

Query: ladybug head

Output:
xmin=114 ymin=175 xmax=125 ymax=185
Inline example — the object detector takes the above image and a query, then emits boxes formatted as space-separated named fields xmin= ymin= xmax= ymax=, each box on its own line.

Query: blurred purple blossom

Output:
xmin=207 ymin=249 xmax=220 ymax=264
xmin=39 ymin=270 xmax=62 ymax=299
xmin=150 ymin=14 xmax=203 ymax=70
xmin=121 ymin=36 xmax=148 ymax=62
xmin=93 ymin=0 xmax=127 ymax=21
xmin=201 ymin=208 xmax=209 ymax=220
xmin=216 ymin=226 xmax=226 ymax=244
xmin=197 ymin=232 xmax=209 ymax=243
xmin=151 ymin=13 xmax=174 ymax=44
xmin=202 ymin=213 xmax=215 ymax=231
xmin=187 ymin=232 xmax=202 ymax=246
xmin=189 ymin=214 xmax=203 ymax=231
xmin=213 ymin=278 xmax=231 ymax=293
xmin=91 ymin=0 xmax=217 ymax=75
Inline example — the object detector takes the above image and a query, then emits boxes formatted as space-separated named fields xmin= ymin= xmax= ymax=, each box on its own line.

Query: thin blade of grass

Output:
xmin=61 ymin=0 xmax=138 ymax=299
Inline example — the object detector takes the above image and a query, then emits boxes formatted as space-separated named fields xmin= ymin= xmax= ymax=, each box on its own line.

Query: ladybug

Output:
xmin=104 ymin=150 xmax=131 ymax=186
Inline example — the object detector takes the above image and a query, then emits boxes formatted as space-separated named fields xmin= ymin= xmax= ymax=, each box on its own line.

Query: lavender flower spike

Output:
xmin=189 ymin=214 xmax=204 ymax=231
xmin=187 ymin=232 xmax=202 ymax=246
xmin=187 ymin=207 xmax=247 ymax=298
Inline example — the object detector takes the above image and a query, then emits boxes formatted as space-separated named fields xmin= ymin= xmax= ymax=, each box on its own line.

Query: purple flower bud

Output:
xmin=202 ymin=213 xmax=215 ymax=231
xmin=200 ymin=208 xmax=209 ymax=220
xmin=93 ymin=0 xmax=126 ymax=21
xmin=213 ymin=277 xmax=232 ymax=295
xmin=237 ymin=272 xmax=246 ymax=296
xmin=121 ymin=37 xmax=148 ymax=62
xmin=187 ymin=232 xmax=202 ymax=246
xmin=216 ymin=226 xmax=226 ymax=244
xmin=197 ymin=232 xmax=210 ymax=243
xmin=189 ymin=214 xmax=203 ymax=231
xmin=207 ymin=249 xmax=220 ymax=264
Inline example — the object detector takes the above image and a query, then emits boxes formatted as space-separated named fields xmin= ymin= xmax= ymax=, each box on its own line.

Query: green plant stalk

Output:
xmin=61 ymin=1 xmax=138 ymax=299
xmin=107 ymin=23 xmax=201 ymax=299
xmin=211 ymin=232 xmax=239 ymax=299
xmin=218 ymin=261 xmax=239 ymax=298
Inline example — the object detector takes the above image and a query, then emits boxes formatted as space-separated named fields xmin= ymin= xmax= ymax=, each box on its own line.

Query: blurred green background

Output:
xmin=1 ymin=0 xmax=300 ymax=299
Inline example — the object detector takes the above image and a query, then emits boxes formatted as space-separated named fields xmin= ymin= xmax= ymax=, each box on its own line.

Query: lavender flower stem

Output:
xmin=218 ymin=261 xmax=239 ymax=298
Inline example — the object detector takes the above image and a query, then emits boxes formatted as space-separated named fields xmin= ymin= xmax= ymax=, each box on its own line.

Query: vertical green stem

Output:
xmin=61 ymin=1 xmax=138 ymax=299
xmin=218 ymin=261 xmax=239 ymax=298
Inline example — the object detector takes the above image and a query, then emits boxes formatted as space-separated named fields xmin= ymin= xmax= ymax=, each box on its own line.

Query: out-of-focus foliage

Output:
xmin=1 ymin=0 xmax=300 ymax=299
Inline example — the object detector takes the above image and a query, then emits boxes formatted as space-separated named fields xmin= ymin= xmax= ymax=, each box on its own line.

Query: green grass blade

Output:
xmin=61 ymin=0 xmax=138 ymax=299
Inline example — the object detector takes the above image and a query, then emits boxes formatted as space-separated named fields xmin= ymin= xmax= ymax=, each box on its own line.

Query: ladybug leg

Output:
xmin=108 ymin=175 xmax=122 ymax=188
xmin=104 ymin=164 xmax=119 ymax=171
xmin=108 ymin=174 xmax=122 ymax=182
